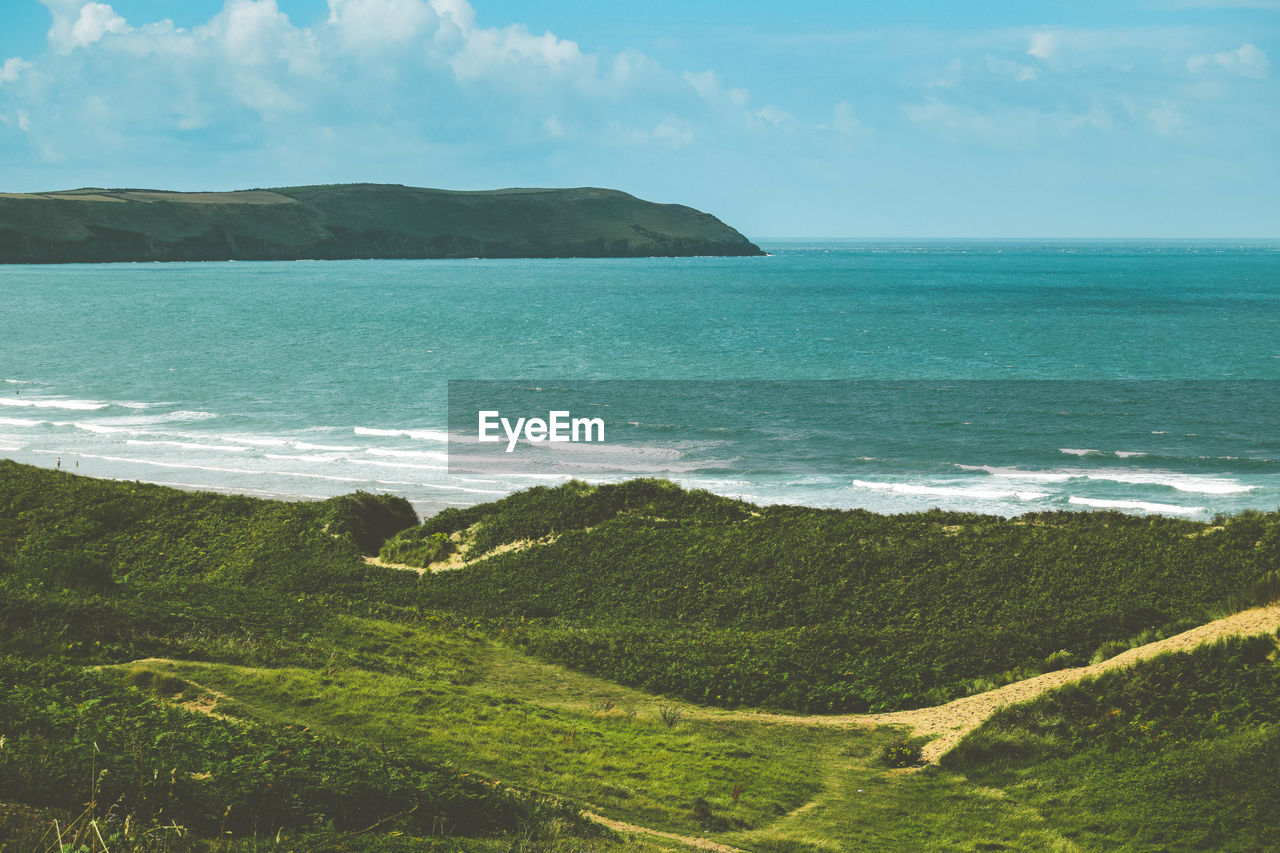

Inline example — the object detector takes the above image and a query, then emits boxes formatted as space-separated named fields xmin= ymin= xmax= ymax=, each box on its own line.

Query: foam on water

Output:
xmin=958 ymin=465 xmax=1075 ymax=483
xmin=264 ymin=452 xmax=346 ymax=463
xmin=959 ymin=464 xmax=1252 ymax=495
xmin=126 ymin=439 xmax=253 ymax=453
xmin=349 ymin=459 xmax=449 ymax=473
xmin=1083 ymin=470 xmax=1252 ymax=495
xmin=80 ymin=410 xmax=216 ymax=427
xmin=355 ymin=426 xmax=450 ymax=442
xmin=366 ymin=448 xmax=451 ymax=462
xmin=0 ymin=397 xmax=109 ymax=411
xmin=1068 ymin=496 xmax=1206 ymax=515
xmin=0 ymin=417 xmax=44 ymax=428
xmin=853 ymin=480 xmax=1050 ymax=501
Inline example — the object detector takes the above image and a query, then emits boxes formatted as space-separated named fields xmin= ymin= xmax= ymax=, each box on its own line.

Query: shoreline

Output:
xmin=8 ymin=453 xmax=1264 ymax=525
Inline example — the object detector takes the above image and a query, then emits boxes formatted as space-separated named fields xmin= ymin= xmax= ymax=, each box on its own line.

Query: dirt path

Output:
xmin=583 ymin=811 xmax=745 ymax=853
xmin=364 ymin=537 xmax=543 ymax=574
xmin=715 ymin=602 xmax=1280 ymax=762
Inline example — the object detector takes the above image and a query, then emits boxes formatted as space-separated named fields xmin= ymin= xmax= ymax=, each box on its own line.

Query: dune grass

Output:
xmin=941 ymin=634 xmax=1280 ymax=851
xmin=7 ymin=464 xmax=1280 ymax=850
xmin=115 ymin=628 xmax=842 ymax=837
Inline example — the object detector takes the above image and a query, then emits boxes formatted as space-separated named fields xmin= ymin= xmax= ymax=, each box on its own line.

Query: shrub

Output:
xmin=1042 ymin=649 xmax=1078 ymax=672
xmin=324 ymin=491 xmax=419 ymax=555
xmin=382 ymin=530 xmax=456 ymax=566
xmin=876 ymin=737 xmax=924 ymax=768
xmin=1092 ymin=640 xmax=1131 ymax=664
xmin=658 ymin=705 xmax=685 ymax=728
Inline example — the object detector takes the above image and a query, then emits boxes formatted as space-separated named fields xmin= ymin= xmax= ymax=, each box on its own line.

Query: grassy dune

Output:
xmin=2 ymin=462 xmax=1279 ymax=850
xmin=389 ymin=479 xmax=1280 ymax=712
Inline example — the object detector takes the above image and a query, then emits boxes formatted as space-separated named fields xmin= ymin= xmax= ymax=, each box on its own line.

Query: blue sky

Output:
xmin=1 ymin=1 xmax=1277 ymax=237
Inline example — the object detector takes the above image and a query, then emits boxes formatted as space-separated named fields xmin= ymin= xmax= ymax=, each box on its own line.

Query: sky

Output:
xmin=0 ymin=1 xmax=1277 ymax=237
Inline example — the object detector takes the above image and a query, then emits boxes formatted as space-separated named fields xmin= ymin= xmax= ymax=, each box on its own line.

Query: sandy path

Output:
xmin=364 ymin=537 xmax=543 ymax=574
xmin=717 ymin=603 xmax=1280 ymax=762
xmin=583 ymin=811 xmax=745 ymax=853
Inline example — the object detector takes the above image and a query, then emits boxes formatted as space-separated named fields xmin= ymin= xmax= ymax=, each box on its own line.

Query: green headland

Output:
xmin=0 ymin=184 xmax=764 ymax=263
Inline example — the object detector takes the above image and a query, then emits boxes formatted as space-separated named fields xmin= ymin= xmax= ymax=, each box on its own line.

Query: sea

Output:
xmin=2 ymin=241 xmax=1278 ymax=520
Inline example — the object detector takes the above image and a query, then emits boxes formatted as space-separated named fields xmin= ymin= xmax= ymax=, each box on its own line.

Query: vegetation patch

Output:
xmin=0 ymin=657 xmax=585 ymax=841
xmin=401 ymin=479 xmax=1280 ymax=712
xmin=941 ymin=634 xmax=1280 ymax=850
xmin=5 ymin=461 xmax=1280 ymax=850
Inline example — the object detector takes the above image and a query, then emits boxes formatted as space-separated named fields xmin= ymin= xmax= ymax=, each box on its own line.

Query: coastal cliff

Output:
xmin=0 ymin=183 xmax=764 ymax=263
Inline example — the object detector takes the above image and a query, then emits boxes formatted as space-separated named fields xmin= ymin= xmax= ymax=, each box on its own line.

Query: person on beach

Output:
xmin=56 ymin=458 xmax=61 ymax=469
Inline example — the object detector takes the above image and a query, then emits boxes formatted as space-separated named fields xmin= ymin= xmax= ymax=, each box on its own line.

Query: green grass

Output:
xmin=116 ymin=637 xmax=838 ymax=837
xmin=0 ymin=459 xmax=415 ymax=592
xmin=725 ymin=763 xmax=1081 ymax=853
xmin=0 ymin=801 xmax=673 ymax=853
xmin=6 ymin=462 xmax=1280 ymax=850
xmin=941 ymin=634 xmax=1280 ymax=851
xmin=395 ymin=480 xmax=1280 ymax=712
xmin=0 ymin=656 xmax=588 ymax=844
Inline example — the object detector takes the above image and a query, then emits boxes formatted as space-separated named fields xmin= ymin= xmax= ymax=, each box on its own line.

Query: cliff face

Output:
xmin=0 ymin=184 xmax=763 ymax=263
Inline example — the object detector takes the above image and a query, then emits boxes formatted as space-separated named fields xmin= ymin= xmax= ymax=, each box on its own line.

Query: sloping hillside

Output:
xmin=0 ymin=184 xmax=764 ymax=262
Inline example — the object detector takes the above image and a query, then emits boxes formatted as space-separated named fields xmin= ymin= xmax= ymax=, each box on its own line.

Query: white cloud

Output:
xmin=1188 ymin=43 xmax=1269 ymax=78
xmin=906 ymin=96 xmax=1121 ymax=144
xmin=683 ymin=69 xmax=750 ymax=106
xmin=207 ymin=0 xmax=303 ymax=68
xmin=0 ymin=57 xmax=32 ymax=84
xmin=612 ymin=115 xmax=695 ymax=148
xmin=683 ymin=69 xmax=719 ymax=100
xmin=608 ymin=49 xmax=660 ymax=88
xmin=753 ymin=105 xmax=791 ymax=126
xmin=448 ymin=21 xmax=592 ymax=83
xmin=1023 ymin=28 xmax=1168 ymax=71
xmin=72 ymin=3 xmax=128 ymax=48
xmin=39 ymin=0 xmax=129 ymax=53
xmin=34 ymin=0 xmax=616 ymax=93
xmin=931 ymin=58 xmax=963 ymax=88
xmin=905 ymin=98 xmax=1005 ymax=140
xmin=1060 ymin=103 xmax=1112 ymax=131
xmin=326 ymin=0 xmax=438 ymax=49
xmin=10 ymin=0 xmax=766 ymax=176
xmin=18 ymin=110 xmax=32 ymax=132
xmin=1146 ymin=99 xmax=1185 ymax=133
xmin=1027 ymin=32 xmax=1059 ymax=62
xmin=652 ymin=116 xmax=693 ymax=147
xmin=429 ymin=0 xmax=476 ymax=33
xmin=821 ymin=100 xmax=867 ymax=139
xmin=986 ymin=54 xmax=1037 ymax=82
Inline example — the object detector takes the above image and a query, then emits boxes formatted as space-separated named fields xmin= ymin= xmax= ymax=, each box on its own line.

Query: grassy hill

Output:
xmin=0 ymin=184 xmax=763 ymax=263
xmin=2 ymin=461 xmax=1278 ymax=851
xmin=942 ymin=633 xmax=1280 ymax=850
xmin=385 ymin=479 xmax=1280 ymax=712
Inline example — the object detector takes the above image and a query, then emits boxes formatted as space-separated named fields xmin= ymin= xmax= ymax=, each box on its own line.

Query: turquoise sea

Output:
xmin=1 ymin=241 xmax=1278 ymax=518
